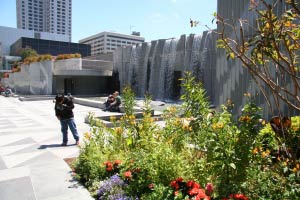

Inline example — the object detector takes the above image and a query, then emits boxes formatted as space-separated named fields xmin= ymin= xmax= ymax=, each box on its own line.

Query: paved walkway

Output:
xmin=0 ymin=96 xmax=104 ymax=200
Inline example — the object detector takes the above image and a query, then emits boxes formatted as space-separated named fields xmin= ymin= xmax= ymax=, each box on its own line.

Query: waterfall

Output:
xmin=114 ymin=32 xmax=217 ymax=101
xmin=157 ymin=38 xmax=178 ymax=100
xmin=136 ymin=43 xmax=150 ymax=97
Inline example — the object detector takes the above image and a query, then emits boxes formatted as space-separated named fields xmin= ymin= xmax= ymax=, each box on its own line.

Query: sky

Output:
xmin=0 ymin=0 xmax=217 ymax=43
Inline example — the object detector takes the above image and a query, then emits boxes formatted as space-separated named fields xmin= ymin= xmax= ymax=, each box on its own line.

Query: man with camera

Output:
xmin=54 ymin=94 xmax=80 ymax=146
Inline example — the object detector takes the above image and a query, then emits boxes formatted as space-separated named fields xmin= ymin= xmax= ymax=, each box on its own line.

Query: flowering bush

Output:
xmin=74 ymin=73 xmax=300 ymax=199
xmin=55 ymin=53 xmax=81 ymax=60
xmin=23 ymin=54 xmax=52 ymax=64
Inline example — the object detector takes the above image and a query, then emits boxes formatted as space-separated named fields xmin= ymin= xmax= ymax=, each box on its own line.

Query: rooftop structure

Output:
xmin=0 ymin=26 xmax=69 ymax=56
xmin=79 ymin=31 xmax=145 ymax=56
xmin=10 ymin=37 xmax=91 ymax=57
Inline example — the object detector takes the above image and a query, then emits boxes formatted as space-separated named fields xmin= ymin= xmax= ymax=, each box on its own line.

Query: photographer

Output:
xmin=54 ymin=94 xmax=80 ymax=146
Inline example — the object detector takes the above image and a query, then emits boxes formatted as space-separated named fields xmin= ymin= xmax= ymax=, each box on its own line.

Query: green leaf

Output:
xmin=230 ymin=163 xmax=236 ymax=169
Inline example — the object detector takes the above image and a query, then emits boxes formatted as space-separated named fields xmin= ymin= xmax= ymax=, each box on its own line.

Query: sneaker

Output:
xmin=61 ymin=142 xmax=67 ymax=146
xmin=75 ymin=140 xmax=80 ymax=146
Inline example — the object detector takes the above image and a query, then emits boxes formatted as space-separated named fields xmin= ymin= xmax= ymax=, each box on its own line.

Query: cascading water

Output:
xmin=113 ymin=31 xmax=217 ymax=101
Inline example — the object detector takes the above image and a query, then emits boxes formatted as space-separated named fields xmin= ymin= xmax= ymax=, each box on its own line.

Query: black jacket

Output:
xmin=55 ymin=97 xmax=74 ymax=120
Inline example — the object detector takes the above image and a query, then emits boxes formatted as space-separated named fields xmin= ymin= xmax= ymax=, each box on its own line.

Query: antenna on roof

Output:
xmin=130 ymin=25 xmax=135 ymax=32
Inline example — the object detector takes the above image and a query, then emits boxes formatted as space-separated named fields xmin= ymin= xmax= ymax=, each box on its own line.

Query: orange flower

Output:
xmin=252 ymin=148 xmax=259 ymax=154
xmin=114 ymin=160 xmax=122 ymax=165
xmin=124 ymin=171 xmax=132 ymax=178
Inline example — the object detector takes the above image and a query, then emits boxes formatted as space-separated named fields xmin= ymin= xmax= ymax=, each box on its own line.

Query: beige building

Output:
xmin=79 ymin=31 xmax=145 ymax=56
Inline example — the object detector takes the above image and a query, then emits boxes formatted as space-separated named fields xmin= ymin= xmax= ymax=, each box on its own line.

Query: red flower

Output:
xmin=124 ymin=171 xmax=132 ymax=178
xmin=176 ymin=177 xmax=183 ymax=183
xmin=188 ymin=188 xmax=201 ymax=196
xmin=228 ymin=194 xmax=248 ymax=200
xmin=170 ymin=180 xmax=179 ymax=190
xmin=106 ymin=166 xmax=113 ymax=172
xmin=104 ymin=161 xmax=113 ymax=167
xmin=174 ymin=191 xmax=179 ymax=196
xmin=192 ymin=182 xmax=200 ymax=189
xmin=186 ymin=180 xmax=195 ymax=188
xmin=189 ymin=188 xmax=209 ymax=199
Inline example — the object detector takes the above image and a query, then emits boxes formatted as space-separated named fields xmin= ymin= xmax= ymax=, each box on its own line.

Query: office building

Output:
xmin=0 ymin=26 xmax=69 ymax=55
xmin=10 ymin=37 xmax=91 ymax=57
xmin=79 ymin=31 xmax=145 ymax=56
xmin=16 ymin=0 xmax=72 ymax=41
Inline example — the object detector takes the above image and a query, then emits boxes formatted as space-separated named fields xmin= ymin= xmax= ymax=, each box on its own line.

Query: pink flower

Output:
xmin=148 ymin=183 xmax=155 ymax=189
xmin=205 ymin=182 xmax=214 ymax=194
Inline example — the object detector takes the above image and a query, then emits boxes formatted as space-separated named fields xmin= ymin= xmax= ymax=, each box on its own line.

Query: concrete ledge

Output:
xmin=74 ymin=98 xmax=144 ymax=113
xmin=19 ymin=96 xmax=55 ymax=101
xmin=53 ymin=69 xmax=112 ymax=76
xmin=74 ymin=98 xmax=104 ymax=109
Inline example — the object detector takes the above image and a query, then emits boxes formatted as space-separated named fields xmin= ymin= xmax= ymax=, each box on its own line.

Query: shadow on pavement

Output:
xmin=38 ymin=143 xmax=77 ymax=149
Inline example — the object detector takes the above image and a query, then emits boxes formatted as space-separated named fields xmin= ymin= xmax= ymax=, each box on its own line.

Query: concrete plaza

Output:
xmin=0 ymin=96 xmax=104 ymax=200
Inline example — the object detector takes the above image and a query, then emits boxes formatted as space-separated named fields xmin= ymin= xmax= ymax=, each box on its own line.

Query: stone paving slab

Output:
xmin=0 ymin=96 xmax=97 ymax=200
xmin=0 ymin=177 xmax=36 ymax=200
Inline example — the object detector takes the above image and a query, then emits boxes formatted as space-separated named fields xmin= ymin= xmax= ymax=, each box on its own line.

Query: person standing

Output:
xmin=54 ymin=94 xmax=80 ymax=146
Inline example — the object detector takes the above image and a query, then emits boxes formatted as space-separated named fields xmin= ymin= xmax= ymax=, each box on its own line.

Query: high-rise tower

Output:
xmin=16 ymin=0 xmax=72 ymax=41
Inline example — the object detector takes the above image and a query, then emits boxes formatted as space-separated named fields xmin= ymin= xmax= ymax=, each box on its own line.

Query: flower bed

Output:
xmin=73 ymin=74 xmax=300 ymax=199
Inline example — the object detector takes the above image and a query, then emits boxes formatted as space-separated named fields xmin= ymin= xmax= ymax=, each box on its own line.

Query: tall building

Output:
xmin=79 ymin=31 xmax=145 ymax=56
xmin=16 ymin=0 xmax=72 ymax=41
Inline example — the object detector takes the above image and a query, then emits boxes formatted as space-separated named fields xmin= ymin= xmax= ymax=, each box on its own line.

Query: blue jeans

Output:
xmin=60 ymin=118 xmax=79 ymax=143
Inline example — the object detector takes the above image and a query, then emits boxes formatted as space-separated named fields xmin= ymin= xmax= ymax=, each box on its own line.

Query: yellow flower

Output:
xmin=259 ymin=119 xmax=266 ymax=125
xmin=84 ymin=132 xmax=91 ymax=140
xmin=252 ymin=148 xmax=259 ymax=154
xmin=292 ymin=167 xmax=298 ymax=173
xmin=292 ymin=126 xmax=299 ymax=132
xmin=212 ymin=122 xmax=224 ymax=130
xmin=115 ymin=127 xmax=123 ymax=134
xmin=239 ymin=116 xmax=251 ymax=123
xmin=110 ymin=116 xmax=117 ymax=122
